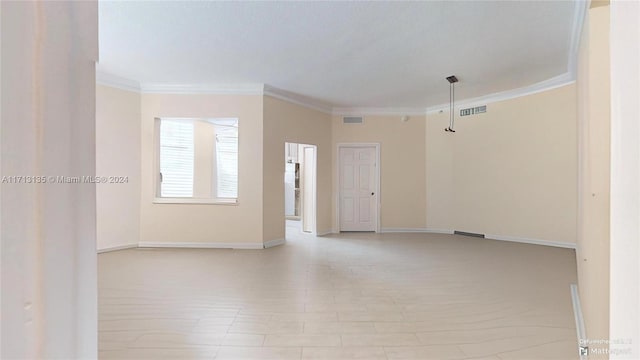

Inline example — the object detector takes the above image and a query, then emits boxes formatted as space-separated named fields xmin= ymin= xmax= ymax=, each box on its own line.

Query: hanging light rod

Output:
xmin=445 ymin=75 xmax=458 ymax=133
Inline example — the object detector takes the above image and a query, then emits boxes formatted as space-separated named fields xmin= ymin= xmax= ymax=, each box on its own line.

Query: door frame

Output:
xmin=336 ymin=143 xmax=381 ymax=233
xmin=284 ymin=142 xmax=318 ymax=236
xmin=300 ymin=144 xmax=318 ymax=235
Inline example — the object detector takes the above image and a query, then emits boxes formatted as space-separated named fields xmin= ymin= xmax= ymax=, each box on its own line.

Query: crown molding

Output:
xmin=425 ymin=72 xmax=575 ymax=114
xmin=140 ymin=82 xmax=264 ymax=95
xmin=96 ymin=71 xmax=141 ymax=93
xmin=96 ymin=71 xmax=263 ymax=96
xmin=332 ymin=69 xmax=576 ymax=116
xmin=568 ymin=0 xmax=589 ymax=77
xmin=332 ymin=107 xmax=427 ymax=117
xmin=97 ymin=70 xmax=577 ymax=117
xmin=95 ymin=71 xmax=332 ymax=114
xmin=263 ymin=85 xmax=333 ymax=114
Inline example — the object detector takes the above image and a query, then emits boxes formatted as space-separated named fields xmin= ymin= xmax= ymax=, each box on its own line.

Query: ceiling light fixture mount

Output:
xmin=444 ymin=75 xmax=459 ymax=133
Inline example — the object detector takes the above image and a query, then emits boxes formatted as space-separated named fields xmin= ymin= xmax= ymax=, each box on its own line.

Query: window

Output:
xmin=159 ymin=119 xmax=194 ymax=197
xmin=155 ymin=118 xmax=239 ymax=203
xmin=215 ymin=125 xmax=238 ymax=198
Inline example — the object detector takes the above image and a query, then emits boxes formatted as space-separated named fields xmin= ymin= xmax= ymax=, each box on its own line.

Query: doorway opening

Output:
xmin=284 ymin=142 xmax=317 ymax=237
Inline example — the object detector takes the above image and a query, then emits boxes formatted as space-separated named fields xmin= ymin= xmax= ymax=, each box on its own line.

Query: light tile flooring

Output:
xmin=99 ymin=222 xmax=579 ymax=359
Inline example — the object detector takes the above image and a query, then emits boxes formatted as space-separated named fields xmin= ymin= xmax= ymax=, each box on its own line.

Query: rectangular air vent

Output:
xmin=343 ymin=116 xmax=363 ymax=124
xmin=460 ymin=105 xmax=487 ymax=117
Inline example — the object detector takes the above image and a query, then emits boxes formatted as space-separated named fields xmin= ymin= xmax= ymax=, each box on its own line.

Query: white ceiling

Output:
xmin=98 ymin=1 xmax=581 ymax=110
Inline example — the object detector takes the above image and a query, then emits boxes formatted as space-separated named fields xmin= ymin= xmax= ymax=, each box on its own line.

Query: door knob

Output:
xmin=371 ymin=192 xmax=375 ymax=196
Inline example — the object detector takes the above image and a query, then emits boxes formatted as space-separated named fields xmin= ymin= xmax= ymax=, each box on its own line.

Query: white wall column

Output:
xmin=609 ymin=0 xmax=640 ymax=358
xmin=1 ymin=1 xmax=98 ymax=358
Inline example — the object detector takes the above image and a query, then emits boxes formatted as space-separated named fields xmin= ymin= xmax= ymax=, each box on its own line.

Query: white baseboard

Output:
xmin=485 ymin=234 xmax=576 ymax=249
xmin=379 ymin=228 xmax=454 ymax=234
xmin=377 ymin=228 xmax=576 ymax=249
xmin=97 ymin=243 xmax=138 ymax=253
xmin=102 ymin=233 xmax=576 ymax=251
xmin=264 ymin=238 xmax=285 ymax=248
xmin=138 ymin=242 xmax=264 ymax=250
xmin=316 ymin=230 xmax=334 ymax=236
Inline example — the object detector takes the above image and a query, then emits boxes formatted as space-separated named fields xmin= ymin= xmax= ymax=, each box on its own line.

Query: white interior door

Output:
xmin=339 ymin=146 xmax=377 ymax=231
xmin=302 ymin=146 xmax=316 ymax=233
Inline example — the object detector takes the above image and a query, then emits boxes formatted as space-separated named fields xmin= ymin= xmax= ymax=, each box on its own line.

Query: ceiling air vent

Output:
xmin=343 ymin=116 xmax=363 ymax=124
xmin=460 ymin=105 xmax=487 ymax=117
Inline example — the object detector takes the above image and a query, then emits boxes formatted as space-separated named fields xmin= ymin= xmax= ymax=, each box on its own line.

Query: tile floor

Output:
xmin=98 ymin=221 xmax=579 ymax=359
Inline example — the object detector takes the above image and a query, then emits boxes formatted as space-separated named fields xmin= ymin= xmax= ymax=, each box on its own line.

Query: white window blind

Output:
xmin=160 ymin=120 xmax=194 ymax=197
xmin=215 ymin=125 xmax=238 ymax=198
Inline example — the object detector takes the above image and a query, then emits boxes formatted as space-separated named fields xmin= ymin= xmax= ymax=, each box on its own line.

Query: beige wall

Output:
xmin=332 ymin=115 xmax=427 ymax=230
xmin=140 ymin=94 xmax=264 ymax=246
xmin=577 ymin=5 xmax=610 ymax=349
xmin=263 ymin=96 xmax=332 ymax=241
xmin=425 ymin=116 xmax=454 ymax=231
xmin=427 ymin=84 xmax=578 ymax=244
xmin=102 ymin=80 xmax=578 ymax=252
xmin=96 ymin=85 xmax=141 ymax=251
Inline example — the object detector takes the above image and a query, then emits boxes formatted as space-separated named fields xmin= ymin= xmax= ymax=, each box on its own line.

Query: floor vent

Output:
xmin=454 ymin=230 xmax=485 ymax=238
xmin=343 ymin=116 xmax=363 ymax=124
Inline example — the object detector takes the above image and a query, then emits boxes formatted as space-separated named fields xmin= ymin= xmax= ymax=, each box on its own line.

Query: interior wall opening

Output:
xmin=284 ymin=142 xmax=317 ymax=237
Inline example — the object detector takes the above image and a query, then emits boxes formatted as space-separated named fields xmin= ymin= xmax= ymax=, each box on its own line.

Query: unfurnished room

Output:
xmin=1 ymin=1 xmax=639 ymax=360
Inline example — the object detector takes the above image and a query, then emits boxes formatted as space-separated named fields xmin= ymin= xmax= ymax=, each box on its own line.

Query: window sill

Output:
xmin=153 ymin=197 xmax=238 ymax=205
